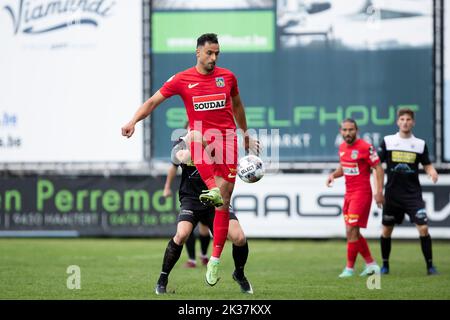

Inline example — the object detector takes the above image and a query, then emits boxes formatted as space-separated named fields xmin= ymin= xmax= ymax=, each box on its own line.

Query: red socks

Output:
xmin=190 ymin=140 xmax=216 ymax=189
xmin=347 ymin=240 xmax=359 ymax=268
xmin=347 ymin=236 xmax=375 ymax=268
xmin=212 ymin=209 xmax=229 ymax=258
xmin=189 ymin=138 xmax=228 ymax=258
xmin=358 ymin=236 xmax=374 ymax=264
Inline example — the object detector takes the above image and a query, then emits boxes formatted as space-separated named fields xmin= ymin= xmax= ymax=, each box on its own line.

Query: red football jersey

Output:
xmin=159 ymin=66 xmax=239 ymax=134
xmin=339 ymin=139 xmax=380 ymax=194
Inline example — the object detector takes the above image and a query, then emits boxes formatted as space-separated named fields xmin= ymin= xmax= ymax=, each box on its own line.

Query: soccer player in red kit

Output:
xmin=121 ymin=33 xmax=257 ymax=286
xmin=326 ymin=119 xmax=385 ymax=277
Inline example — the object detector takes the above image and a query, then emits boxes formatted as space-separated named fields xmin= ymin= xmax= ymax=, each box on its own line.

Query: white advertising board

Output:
xmin=0 ymin=0 xmax=143 ymax=162
xmin=232 ymin=174 xmax=450 ymax=239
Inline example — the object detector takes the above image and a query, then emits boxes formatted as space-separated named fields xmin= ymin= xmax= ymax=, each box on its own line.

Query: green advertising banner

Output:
xmin=152 ymin=11 xmax=275 ymax=53
xmin=0 ymin=176 xmax=179 ymax=237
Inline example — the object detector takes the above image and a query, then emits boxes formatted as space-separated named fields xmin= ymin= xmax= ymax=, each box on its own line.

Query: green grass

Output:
xmin=0 ymin=238 xmax=449 ymax=300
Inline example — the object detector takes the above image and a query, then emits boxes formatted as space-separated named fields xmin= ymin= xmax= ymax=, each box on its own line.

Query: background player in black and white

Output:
xmin=163 ymin=122 xmax=211 ymax=268
xmin=378 ymin=108 xmax=439 ymax=275
xmin=155 ymin=135 xmax=253 ymax=294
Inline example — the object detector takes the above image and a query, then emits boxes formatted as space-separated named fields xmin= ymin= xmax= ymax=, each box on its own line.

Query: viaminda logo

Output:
xmin=4 ymin=0 xmax=115 ymax=35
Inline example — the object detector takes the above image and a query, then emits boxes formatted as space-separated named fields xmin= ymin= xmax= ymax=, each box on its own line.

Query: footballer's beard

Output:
xmin=344 ymin=135 xmax=356 ymax=144
xmin=205 ymin=61 xmax=215 ymax=72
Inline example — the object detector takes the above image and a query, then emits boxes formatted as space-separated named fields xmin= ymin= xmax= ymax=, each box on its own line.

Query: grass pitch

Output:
xmin=0 ymin=238 xmax=449 ymax=300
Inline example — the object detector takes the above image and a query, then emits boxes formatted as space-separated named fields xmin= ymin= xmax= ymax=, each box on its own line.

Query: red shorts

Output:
xmin=204 ymin=131 xmax=238 ymax=183
xmin=343 ymin=192 xmax=372 ymax=228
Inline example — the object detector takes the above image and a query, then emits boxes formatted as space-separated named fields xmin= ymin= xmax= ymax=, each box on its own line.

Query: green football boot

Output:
xmin=338 ymin=267 xmax=354 ymax=278
xmin=205 ymin=259 xmax=220 ymax=286
xmin=199 ymin=187 xmax=224 ymax=207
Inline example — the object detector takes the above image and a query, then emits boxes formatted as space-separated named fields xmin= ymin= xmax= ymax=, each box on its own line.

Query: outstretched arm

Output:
xmin=122 ymin=90 xmax=166 ymax=138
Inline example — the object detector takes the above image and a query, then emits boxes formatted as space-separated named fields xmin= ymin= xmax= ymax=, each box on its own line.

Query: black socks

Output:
xmin=420 ymin=235 xmax=433 ymax=269
xmin=380 ymin=236 xmax=391 ymax=268
xmin=199 ymin=234 xmax=211 ymax=256
xmin=158 ymin=238 xmax=183 ymax=284
xmin=232 ymin=241 xmax=249 ymax=279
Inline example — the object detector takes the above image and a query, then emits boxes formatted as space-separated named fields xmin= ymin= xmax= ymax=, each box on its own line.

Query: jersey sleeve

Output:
xmin=367 ymin=144 xmax=380 ymax=167
xmin=420 ymin=143 xmax=432 ymax=166
xmin=230 ymin=73 xmax=239 ymax=97
xmin=159 ymin=74 xmax=180 ymax=98
xmin=377 ymin=138 xmax=387 ymax=163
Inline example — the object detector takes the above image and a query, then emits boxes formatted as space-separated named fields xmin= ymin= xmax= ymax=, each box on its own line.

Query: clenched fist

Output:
xmin=121 ymin=122 xmax=135 ymax=138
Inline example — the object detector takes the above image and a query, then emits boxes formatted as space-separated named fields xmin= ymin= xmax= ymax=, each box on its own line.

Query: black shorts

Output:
xmin=382 ymin=198 xmax=428 ymax=226
xmin=177 ymin=206 xmax=238 ymax=232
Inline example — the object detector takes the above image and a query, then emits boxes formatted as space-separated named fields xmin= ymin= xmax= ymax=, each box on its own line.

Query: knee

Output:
xmin=198 ymin=224 xmax=210 ymax=236
xmin=417 ymin=224 xmax=429 ymax=237
xmin=346 ymin=228 xmax=359 ymax=241
xmin=229 ymin=231 xmax=246 ymax=246
xmin=176 ymin=150 xmax=191 ymax=164
xmin=382 ymin=226 xmax=394 ymax=238
xmin=173 ymin=231 xmax=189 ymax=245
xmin=234 ymin=233 xmax=247 ymax=246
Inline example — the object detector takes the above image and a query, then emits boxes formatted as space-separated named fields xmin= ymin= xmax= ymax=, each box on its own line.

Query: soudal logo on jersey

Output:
xmin=342 ymin=162 xmax=360 ymax=176
xmin=193 ymin=94 xmax=226 ymax=111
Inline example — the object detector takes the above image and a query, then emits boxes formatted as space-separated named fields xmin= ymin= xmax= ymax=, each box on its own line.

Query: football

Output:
xmin=237 ymin=155 xmax=265 ymax=183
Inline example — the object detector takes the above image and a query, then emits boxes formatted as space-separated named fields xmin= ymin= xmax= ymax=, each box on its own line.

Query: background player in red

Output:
xmin=121 ymin=33 xmax=257 ymax=286
xmin=326 ymin=118 xmax=385 ymax=278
